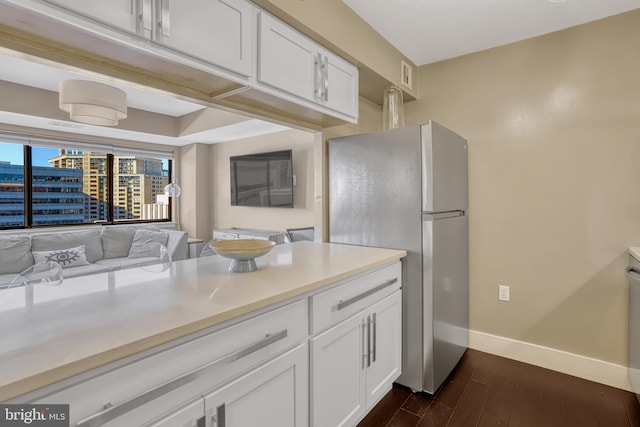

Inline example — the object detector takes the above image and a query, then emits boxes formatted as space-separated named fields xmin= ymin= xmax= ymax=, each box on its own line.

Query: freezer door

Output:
xmin=421 ymin=121 xmax=468 ymax=212
xmin=422 ymin=211 xmax=469 ymax=394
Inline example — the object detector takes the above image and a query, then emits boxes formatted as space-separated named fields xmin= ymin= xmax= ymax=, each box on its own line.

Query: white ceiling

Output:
xmin=0 ymin=50 xmax=291 ymax=145
xmin=2 ymin=1 xmax=638 ymax=145
xmin=342 ymin=0 xmax=639 ymax=65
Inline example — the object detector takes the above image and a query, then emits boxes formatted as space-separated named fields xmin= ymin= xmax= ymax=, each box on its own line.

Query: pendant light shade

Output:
xmin=59 ymin=80 xmax=127 ymax=126
xmin=164 ymin=181 xmax=182 ymax=198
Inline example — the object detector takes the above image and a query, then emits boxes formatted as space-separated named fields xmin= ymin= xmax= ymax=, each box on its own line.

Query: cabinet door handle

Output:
xmin=212 ymin=403 xmax=226 ymax=427
xmin=372 ymin=312 xmax=377 ymax=363
xmin=362 ymin=319 xmax=368 ymax=369
xmin=337 ymin=278 xmax=398 ymax=311
xmin=141 ymin=0 xmax=153 ymax=31
xmin=323 ymin=55 xmax=329 ymax=102
xmin=159 ymin=0 xmax=171 ymax=37
xmin=366 ymin=315 xmax=372 ymax=367
xmin=314 ymin=53 xmax=322 ymax=101
xmin=76 ymin=330 xmax=287 ymax=427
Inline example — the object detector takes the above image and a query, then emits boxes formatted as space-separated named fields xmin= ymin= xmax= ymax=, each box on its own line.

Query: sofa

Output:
xmin=0 ymin=226 xmax=188 ymax=287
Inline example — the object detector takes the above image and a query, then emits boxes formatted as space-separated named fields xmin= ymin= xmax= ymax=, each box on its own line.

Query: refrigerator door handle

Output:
xmin=422 ymin=210 xmax=465 ymax=221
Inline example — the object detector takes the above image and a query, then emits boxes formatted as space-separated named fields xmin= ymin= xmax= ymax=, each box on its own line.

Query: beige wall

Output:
xmin=210 ymin=129 xmax=316 ymax=234
xmin=405 ymin=10 xmax=640 ymax=366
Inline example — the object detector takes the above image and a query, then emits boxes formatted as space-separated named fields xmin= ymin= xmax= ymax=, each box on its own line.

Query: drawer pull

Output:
xmin=337 ymin=278 xmax=398 ymax=311
xmin=224 ymin=329 xmax=288 ymax=363
xmin=76 ymin=330 xmax=288 ymax=427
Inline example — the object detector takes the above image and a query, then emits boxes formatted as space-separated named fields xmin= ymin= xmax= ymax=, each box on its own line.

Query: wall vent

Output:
xmin=400 ymin=60 xmax=413 ymax=90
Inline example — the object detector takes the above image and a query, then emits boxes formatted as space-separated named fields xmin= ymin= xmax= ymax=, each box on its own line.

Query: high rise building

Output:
xmin=0 ymin=161 xmax=84 ymax=227
xmin=48 ymin=150 xmax=168 ymax=222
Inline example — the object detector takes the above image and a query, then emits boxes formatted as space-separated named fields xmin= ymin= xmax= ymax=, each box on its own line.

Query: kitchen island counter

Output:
xmin=0 ymin=241 xmax=405 ymax=401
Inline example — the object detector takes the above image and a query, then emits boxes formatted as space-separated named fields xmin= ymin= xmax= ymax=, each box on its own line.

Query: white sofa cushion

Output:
xmin=128 ymin=229 xmax=169 ymax=259
xmin=62 ymin=263 xmax=110 ymax=279
xmin=0 ymin=235 xmax=33 ymax=275
xmin=31 ymin=229 xmax=104 ymax=263
xmin=95 ymin=257 xmax=160 ymax=270
xmin=102 ymin=226 xmax=137 ymax=259
xmin=32 ymin=245 xmax=90 ymax=269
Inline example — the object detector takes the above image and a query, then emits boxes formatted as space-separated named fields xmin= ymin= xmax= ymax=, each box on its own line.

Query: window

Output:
xmin=0 ymin=141 xmax=25 ymax=227
xmin=0 ymin=132 xmax=174 ymax=229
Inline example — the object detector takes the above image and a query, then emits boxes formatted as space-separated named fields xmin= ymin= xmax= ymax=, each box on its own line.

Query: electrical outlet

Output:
xmin=499 ymin=285 xmax=510 ymax=302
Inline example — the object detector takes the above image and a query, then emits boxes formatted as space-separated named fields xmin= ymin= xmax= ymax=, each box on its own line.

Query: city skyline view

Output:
xmin=0 ymin=141 xmax=171 ymax=227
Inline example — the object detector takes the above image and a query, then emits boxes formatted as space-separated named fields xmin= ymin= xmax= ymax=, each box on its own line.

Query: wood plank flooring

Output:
xmin=357 ymin=349 xmax=640 ymax=427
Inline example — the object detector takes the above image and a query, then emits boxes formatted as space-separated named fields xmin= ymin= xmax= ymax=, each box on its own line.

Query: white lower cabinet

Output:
xmin=204 ymin=343 xmax=308 ymax=427
xmin=148 ymin=399 xmax=205 ymax=427
xmin=311 ymin=290 xmax=402 ymax=427
xmin=21 ymin=262 xmax=402 ymax=427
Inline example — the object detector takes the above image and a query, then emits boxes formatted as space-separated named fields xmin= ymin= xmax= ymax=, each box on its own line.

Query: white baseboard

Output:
xmin=469 ymin=329 xmax=631 ymax=391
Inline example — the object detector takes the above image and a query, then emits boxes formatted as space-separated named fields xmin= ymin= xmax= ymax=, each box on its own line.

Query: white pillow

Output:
xmin=32 ymin=245 xmax=90 ymax=269
xmin=0 ymin=235 xmax=33 ymax=274
xmin=128 ymin=229 xmax=169 ymax=259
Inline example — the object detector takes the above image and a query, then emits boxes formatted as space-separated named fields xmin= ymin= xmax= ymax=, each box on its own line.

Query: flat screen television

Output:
xmin=230 ymin=150 xmax=294 ymax=208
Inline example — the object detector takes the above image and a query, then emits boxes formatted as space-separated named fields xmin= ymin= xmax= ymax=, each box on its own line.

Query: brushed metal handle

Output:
xmin=362 ymin=319 xmax=368 ymax=369
xmin=323 ymin=56 xmax=329 ymax=102
xmin=159 ymin=0 xmax=171 ymax=37
xmin=366 ymin=315 xmax=372 ymax=367
xmin=337 ymin=278 xmax=399 ymax=311
xmin=314 ymin=52 xmax=322 ymax=101
xmin=212 ymin=403 xmax=225 ymax=427
xmin=76 ymin=330 xmax=287 ymax=426
xmin=141 ymin=0 xmax=152 ymax=31
xmin=372 ymin=312 xmax=377 ymax=363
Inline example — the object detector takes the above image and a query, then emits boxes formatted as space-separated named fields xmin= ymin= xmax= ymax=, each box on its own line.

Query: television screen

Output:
xmin=230 ymin=150 xmax=293 ymax=208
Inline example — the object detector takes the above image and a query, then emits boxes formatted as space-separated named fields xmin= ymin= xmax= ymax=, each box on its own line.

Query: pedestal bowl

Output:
xmin=209 ymin=239 xmax=276 ymax=273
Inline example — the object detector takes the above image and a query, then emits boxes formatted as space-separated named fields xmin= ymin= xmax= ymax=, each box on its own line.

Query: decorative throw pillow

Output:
xmin=32 ymin=245 xmax=90 ymax=269
xmin=0 ymin=235 xmax=33 ymax=274
xmin=128 ymin=229 xmax=169 ymax=259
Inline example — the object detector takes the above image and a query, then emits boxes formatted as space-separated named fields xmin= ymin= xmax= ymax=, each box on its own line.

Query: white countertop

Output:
xmin=0 ymin=242 xmax=405 ymax=401
xmin=630 ymin=247 xmax=640 ymax=262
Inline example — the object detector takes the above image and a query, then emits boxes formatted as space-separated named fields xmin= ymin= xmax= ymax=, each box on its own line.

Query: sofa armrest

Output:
xmin=165 ymin=230 xmax=188 ymax=261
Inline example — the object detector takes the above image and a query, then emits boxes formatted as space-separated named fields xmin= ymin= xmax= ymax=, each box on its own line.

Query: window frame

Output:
xmin=0 ymin=133 xmax=175 ymax=230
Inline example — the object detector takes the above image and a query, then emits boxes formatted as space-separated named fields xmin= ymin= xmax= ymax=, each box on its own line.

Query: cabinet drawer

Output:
xmin=35 ymin=299 xmax=308 ymax=426
xmin=310 ymin=262 xmax=401 ymax=334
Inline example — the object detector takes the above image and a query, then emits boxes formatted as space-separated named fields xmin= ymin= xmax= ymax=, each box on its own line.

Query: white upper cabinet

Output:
xmin=320 ymin=48 xmax=359 ymax=120
xmin=257 ymin=12 xmax=318 ymax=103
xmin=40 ymin=0 xmax=253 ymax=76
xmin=155 ymin=0 xmax=253 ymax=76
xmin=41 ymin=0 xmax=139 ymax=34
xmin=257 ymin=11 xmax=359 ymax=122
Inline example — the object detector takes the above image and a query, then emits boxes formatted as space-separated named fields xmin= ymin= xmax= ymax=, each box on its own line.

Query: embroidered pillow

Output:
xmin=32 ymin=245 xmax=90 ymax=269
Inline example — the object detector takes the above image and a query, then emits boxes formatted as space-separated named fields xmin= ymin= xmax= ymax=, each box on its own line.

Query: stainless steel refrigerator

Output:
xmin=329 ymin=121 xmax=468 ymax=394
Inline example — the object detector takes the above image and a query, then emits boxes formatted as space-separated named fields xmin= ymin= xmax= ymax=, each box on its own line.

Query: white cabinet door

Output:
xmin=364 ymin=291 xmax=402 ymax=407
xmin=148 ymin=399 xmax=205 ymax=427
xmin=204 ymin=343 xmax=308 ymax=427
xmin=257 ymin=11 xmax=358 ymax=121
xmin=319 ymin=48 xmax=358 ymax=119
xmin=42 ymin=0 xmax=139 ymax=34
xmin=156 ymin=0 xmax=253 ymax=76
xmin=257 ymin=11 xmax=319 ymax=103
xmin=310 ymin=312 xmax=366 ymax=427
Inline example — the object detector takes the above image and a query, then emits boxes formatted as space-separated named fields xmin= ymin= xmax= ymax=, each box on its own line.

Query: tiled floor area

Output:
xmin=357 ymin=349 xmax=640 ymax=427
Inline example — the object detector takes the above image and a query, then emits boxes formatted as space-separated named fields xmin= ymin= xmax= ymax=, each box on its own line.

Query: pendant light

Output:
xmin=59 ymin=80 xmax=127 ymax=126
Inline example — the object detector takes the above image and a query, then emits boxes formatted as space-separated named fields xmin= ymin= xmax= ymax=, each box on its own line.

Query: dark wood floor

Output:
xmin=357 ymin=349 xmax=640 ymax=427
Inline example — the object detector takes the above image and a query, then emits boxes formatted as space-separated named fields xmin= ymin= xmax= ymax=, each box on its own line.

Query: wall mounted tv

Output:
xmin=230 ymin=150 xmax=294 ymax=208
